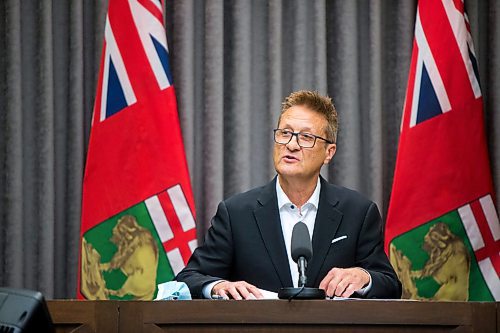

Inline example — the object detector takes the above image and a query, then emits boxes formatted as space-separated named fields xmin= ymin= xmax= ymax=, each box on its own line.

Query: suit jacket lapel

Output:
xmin=253 ymin=178 xmax=293 ymax=288
xmin=307 ymin=178 xmax=343 ymax=287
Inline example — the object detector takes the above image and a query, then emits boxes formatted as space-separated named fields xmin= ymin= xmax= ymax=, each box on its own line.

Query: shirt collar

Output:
xmin=276 ymin=177 xmax=321 ymax=210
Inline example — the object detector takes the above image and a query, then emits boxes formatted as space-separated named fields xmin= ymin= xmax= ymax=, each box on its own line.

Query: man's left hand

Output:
xmin=319 ymin=267 xmax=370 ymax=298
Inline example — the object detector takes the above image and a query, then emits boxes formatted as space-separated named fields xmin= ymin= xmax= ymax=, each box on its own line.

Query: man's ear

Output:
xmin=324 ymin=144 xmax=336 ymax=164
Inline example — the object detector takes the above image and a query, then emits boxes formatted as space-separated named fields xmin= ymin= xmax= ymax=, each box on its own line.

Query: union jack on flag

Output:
xmin=407 ymin=0 xmax=481 ymax=128
xmin=96 ymin=0 xmax=172 ymax=121
xmin=78 ymin=0 xmax=197 ymax=300
xmin=386 ymin=0 xmax=499 ymax=301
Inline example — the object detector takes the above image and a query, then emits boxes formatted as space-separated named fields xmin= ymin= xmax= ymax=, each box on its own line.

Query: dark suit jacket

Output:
xmin=176 ymin=177 xmax=402 ymax=299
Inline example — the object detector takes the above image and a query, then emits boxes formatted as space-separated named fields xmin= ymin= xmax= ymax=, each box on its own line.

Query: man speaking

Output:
xmin=176 ymin=90 xmax=401 ymax=299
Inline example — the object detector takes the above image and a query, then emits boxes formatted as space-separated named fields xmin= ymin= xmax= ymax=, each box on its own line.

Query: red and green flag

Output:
xmin=385 ymin=0 xmax=499 ymax=301
xmin=77 ymin=0 xmax=197 ymax=300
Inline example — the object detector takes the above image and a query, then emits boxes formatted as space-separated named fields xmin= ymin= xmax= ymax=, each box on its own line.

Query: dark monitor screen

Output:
xmin=0 ymin=287 xmax=54 ymax=333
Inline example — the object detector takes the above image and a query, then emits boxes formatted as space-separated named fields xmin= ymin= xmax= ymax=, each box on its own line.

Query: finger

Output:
xmin=247 ymin=285 xmax=264 ymax=299
xmin=326 ymin=275 xmax=343 ymax=298
xmin=319 ymin=276 xmax=330 ymax=291
xmin=341 ymin=284 xmax=357 ymax=298
xmin=236 ymin=285 xmax=253 ymax=300
xmin=325 ymin=268 xmax=344 ymax=297
xmin=212 ymin=280 xmax=228 ymax=295
xmin=319 ymin=269 xmax=336 ymax=290
xmin=334 ymin=278 xmax=349 ymax=296
xmin=247 ymin=293 xmax=257 ymax=300
xmin=239 ymin=284 xmax=263 ymax=300
xmin=227 ymin=286 xmax=242 ymax=300
xmin=218 ymin=289 xmax=230 ymax=300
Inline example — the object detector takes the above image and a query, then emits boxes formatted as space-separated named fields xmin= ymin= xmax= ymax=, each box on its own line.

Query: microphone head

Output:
xmin=291 ymin=222 xmax=313 ymax=262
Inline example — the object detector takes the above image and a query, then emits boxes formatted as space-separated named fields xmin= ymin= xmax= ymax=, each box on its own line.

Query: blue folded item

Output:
xmin=155 ymin=281 xmax=192 ymax=300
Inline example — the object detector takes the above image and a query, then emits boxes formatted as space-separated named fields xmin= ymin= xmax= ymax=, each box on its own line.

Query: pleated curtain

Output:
xmin=0 ymin=0 xmax=498 ymax=298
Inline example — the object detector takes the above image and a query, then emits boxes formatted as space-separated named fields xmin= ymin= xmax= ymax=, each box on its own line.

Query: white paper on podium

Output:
xmin=258 ymin=289 xmax=278 ymax=299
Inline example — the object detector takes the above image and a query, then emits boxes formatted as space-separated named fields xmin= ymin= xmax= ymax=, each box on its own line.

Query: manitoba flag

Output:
xmin=385 ymin=0 xmax=499 ymax=301
xmin=77 ymin=0 xmax=197 ymax=300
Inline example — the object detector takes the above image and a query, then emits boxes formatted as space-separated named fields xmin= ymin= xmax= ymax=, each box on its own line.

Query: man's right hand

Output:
xmin=212 ymin=280 xmax=264 ymax=300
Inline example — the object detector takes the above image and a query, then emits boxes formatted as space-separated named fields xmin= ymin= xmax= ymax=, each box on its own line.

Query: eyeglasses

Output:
xmin=273 ymin=129 xmax=333 ymax=148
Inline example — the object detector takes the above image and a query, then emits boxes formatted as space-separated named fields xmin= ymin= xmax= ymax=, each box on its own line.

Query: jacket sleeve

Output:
xmin=175 ymin=200 xmax=233 ymax=298
xmin=355 ymin=202 xmax=402 ymax=299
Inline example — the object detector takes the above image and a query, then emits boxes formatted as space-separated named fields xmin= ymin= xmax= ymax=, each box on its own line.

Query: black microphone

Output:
xmin=278 ymin=222 xmax=326 ymax=300
xmin=291 ymin=222 xmax=312 ymax=287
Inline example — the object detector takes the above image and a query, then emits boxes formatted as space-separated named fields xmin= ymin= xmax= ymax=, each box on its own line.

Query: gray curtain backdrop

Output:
xmin=0 ymin=0 xmax=498 ymax=299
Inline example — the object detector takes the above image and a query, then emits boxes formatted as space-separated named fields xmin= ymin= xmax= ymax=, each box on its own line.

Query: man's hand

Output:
xmin=319 ymin=267 xmax=370 ymax=298
xmin=212 ymin=280 xmax=264 ymax=300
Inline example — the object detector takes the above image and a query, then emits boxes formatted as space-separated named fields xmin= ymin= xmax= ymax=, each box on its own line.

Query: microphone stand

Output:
xmin=278 ymin=256 xmax=325 ymax=300
xmin=298 ymin=257 xmax=307 ymax=287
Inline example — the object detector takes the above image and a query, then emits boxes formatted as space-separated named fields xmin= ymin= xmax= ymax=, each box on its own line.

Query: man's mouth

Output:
xmin=283 ymin=154 xmax=299 ymax=162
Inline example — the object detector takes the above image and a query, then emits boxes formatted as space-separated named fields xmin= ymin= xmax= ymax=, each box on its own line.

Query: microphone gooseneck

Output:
xmin=297 ymin=256 xmax=307 ymax=287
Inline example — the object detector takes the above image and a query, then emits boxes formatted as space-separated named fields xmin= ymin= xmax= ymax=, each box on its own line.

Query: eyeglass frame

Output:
xmin=273 ymin=128 xmax=334 ymax=148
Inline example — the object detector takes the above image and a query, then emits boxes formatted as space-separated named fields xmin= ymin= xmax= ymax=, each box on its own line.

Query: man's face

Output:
xmin=273 ymin=105 xmax=336 ymax=182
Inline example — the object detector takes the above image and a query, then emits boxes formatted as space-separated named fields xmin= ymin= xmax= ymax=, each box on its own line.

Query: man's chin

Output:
xmin=276 ymin=167 xmax=303 ymax=179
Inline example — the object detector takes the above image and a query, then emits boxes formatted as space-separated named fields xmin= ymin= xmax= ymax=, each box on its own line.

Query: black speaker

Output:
xmin=0 ymin=287 xmax=54 ymax=333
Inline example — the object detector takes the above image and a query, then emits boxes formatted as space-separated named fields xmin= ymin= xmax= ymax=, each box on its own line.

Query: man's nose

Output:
xmin=286 ymin=134 xmax=301 ymax=150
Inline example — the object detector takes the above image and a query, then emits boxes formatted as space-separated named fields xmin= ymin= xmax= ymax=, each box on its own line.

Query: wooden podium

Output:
xmin=47 ymin=300 xmax=499 ymax=332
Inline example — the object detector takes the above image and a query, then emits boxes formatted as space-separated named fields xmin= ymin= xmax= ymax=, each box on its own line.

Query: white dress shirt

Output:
xmin=276 ymin=177 xmax=320 ymax=287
